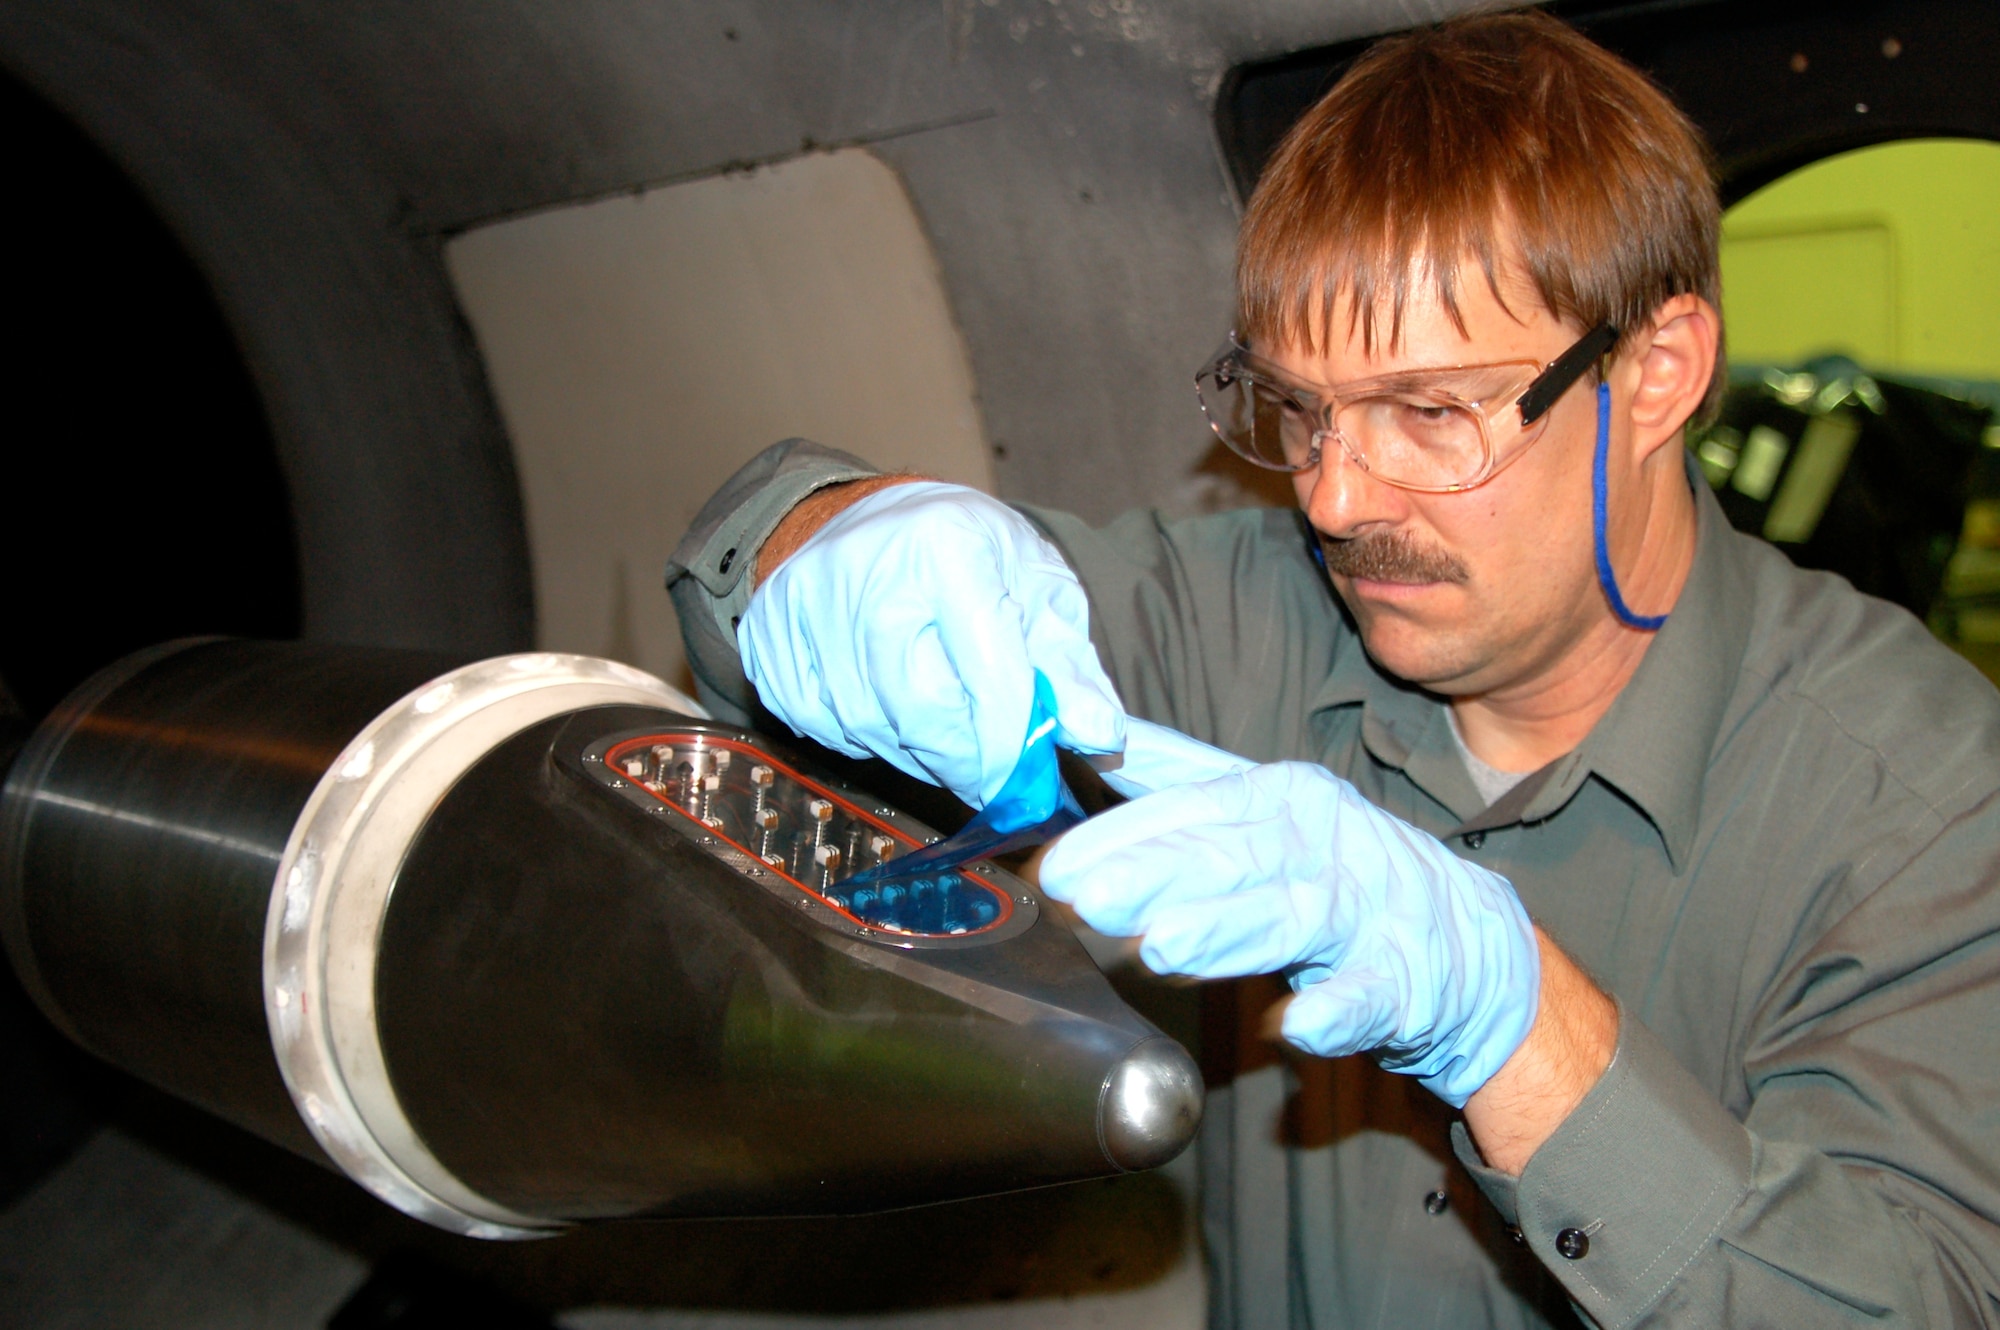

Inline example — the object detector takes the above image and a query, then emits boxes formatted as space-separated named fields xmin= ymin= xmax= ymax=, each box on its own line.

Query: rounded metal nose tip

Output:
xmin=1099 ymin=1037 xmax=1204 ymax=1171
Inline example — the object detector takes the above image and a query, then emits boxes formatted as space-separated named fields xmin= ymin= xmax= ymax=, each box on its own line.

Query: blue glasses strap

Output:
xmin=1592 ymin=382 xmax=1668 ymax=632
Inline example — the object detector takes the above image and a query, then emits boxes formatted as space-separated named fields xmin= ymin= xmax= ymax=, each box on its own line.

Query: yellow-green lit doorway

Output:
xmin=1722 ymin=138 xmax=2000 ymax=381
xmin=1700 ymin=138 xmax=2000 ymax=682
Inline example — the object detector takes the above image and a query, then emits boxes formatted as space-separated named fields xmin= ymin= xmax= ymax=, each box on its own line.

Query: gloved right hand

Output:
xmin=738 ymin=481 xmax=1126 ymax=810
xmin=1039 ymin=760 xmax=1541 ymax=1108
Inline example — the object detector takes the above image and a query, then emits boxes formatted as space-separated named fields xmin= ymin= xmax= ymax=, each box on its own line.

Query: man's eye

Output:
xmin=1376 ymin=394 xmax=1459 ymax=421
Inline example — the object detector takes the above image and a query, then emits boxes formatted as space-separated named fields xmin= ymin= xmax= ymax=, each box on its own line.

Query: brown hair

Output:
xmin=1237 ymin=9 xmax=1721 ymax=407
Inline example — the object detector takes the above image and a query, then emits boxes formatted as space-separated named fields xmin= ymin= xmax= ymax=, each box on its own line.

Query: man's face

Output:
xmin=1271 ymin=273 xmax=1614 ymax=699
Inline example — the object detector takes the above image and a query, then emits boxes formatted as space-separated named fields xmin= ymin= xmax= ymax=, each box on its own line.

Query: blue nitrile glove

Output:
xmin=1040 ymin=760 xmax=1541 ymax=1107
xmin=739 ymin=481 xmax=1125 ymax=810
xmin=1097 ymin=717 xmax=1255 ymax=799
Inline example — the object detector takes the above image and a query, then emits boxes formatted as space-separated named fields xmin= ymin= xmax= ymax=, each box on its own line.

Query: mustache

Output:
xmin=1316 ymin=531 xmax=1469 ymax=585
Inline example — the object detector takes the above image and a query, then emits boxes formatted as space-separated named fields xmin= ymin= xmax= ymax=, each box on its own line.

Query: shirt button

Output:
xmin=1556 ymin=1228 xmax=1590 ymax=1260
xmin=1423 ymin=1189 xmax=1450 ymax=1215
xmin=1463 ymin=830 xmax=1486 ymax=849
xmin=1505 ymin=1225 xmax=1526 ymax=1247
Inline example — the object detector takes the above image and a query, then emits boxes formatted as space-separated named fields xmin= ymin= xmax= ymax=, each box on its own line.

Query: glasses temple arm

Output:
xmin=1517 ymin=323 xmax=1619 ymax=426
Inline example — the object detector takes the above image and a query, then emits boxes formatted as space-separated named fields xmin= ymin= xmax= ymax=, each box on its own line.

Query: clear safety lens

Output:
xmin=1197 ymin=363 xmax=1321 ymax=472
xmin=1197 ymin=354 xmax=1544 ymax=490
xmin=1336 ymin=393 xmax=1489 ymax=487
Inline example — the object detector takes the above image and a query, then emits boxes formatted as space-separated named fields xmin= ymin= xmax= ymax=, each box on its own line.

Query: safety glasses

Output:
xmin=1195 ymin=323 xmax=1619 ymax=492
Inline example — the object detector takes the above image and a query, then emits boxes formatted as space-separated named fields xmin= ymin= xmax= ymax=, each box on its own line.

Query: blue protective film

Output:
xmin=822 ymin=871 xmax=1008 ymax=935
xmin=838 ymin=669 xmax=1086 ymax=890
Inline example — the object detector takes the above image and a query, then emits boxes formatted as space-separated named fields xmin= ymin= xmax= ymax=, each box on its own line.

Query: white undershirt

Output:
xmin=1447 ymin=707 xmax=1533 ymax=809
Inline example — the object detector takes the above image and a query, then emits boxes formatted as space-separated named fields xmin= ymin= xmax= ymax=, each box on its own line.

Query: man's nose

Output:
xmin=1297 ymin=435 xmax=1410 ymax=537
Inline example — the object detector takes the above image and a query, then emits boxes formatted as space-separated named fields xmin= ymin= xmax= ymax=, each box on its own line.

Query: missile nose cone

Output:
xmin=1099 ymin=1037 xmax=1204 ymax=1171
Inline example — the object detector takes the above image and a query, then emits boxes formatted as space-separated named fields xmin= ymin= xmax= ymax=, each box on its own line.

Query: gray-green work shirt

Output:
xmin=667 ymin=439 xmax=2000 ymax=1329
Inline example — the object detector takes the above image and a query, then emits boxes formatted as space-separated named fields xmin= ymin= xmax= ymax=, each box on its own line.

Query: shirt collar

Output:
xmin=1306 ymin=591 xmax=1521 ymax=826
xmin=1555 ymin=471 xmax=1751 ymax=869
xmin=1307 ymin=463 xmax=1753 ymax=868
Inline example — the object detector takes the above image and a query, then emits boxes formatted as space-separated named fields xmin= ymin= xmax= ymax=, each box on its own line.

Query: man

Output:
xmin=667 ymin=12 xmax=2000 ymax=1327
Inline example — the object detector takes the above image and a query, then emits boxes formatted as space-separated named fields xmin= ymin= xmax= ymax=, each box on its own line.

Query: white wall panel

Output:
xmin=447 ymin=147 xmax=994 ymax=688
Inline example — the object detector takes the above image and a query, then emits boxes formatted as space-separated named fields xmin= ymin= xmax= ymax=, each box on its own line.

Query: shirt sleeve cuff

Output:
xmin=1450 ymin=1008 xmax=1752 ymax=1327
xmin=665 ymin=437 xmax=879 ymax=632
xmin=662 ymin=439 xmax=878 ymax=711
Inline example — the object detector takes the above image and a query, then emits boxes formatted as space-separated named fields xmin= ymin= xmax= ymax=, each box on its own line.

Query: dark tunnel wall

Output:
xmin=0 ymin=71 xmax=298 ymax=721
xmin=0 ymin=68 xmax=313 ymax=1202
xmin=0 ymin=5 xmax=537 ymax=665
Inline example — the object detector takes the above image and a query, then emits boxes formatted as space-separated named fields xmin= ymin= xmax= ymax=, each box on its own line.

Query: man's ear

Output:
xmin=1625 ymin=294 xmax=1720 ymax=462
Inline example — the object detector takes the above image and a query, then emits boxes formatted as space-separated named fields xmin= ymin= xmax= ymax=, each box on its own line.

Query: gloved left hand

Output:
xmin=1039 ymin=760 xmax=1541 ymax=1107
xmin=739 ymin=481 xmax=1124 ymax=811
